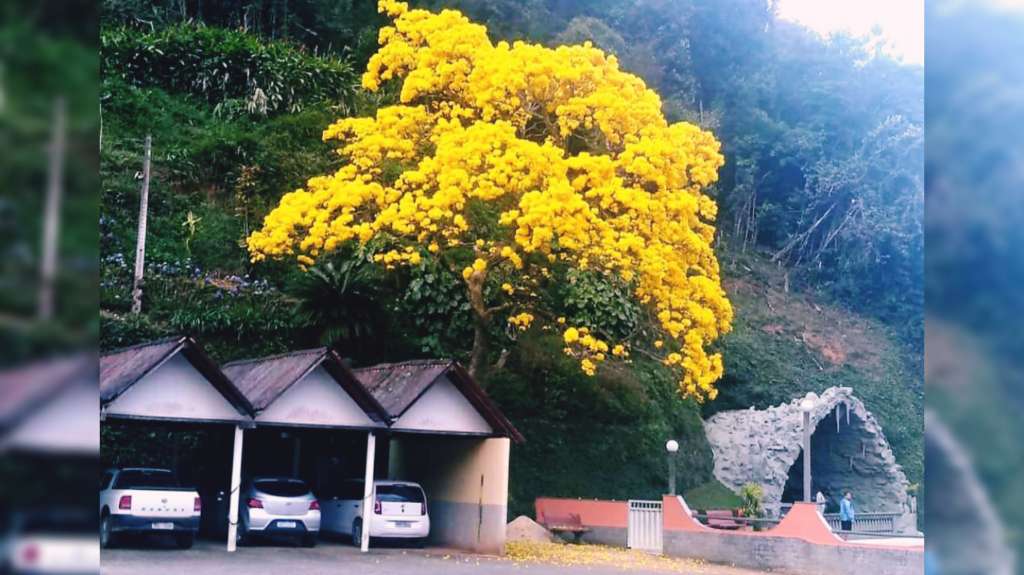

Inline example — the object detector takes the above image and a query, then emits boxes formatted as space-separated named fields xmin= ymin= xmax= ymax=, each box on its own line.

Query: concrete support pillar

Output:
xmin=803 ymin=410 xmax=812 ymax=503
xmin=227 ymin=425 xmax=245 ymax=552
xmin=361 ymin=432 xmax=376 ymax=552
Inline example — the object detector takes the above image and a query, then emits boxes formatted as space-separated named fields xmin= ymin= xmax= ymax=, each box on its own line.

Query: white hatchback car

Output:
xmin=320 ymin=480 xmax=429 ymax=545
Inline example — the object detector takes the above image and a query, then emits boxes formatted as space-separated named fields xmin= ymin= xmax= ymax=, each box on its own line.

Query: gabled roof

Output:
xmin=100 ymin=336 xmax=254 ymax=418
xmin=99 ymin=339 xmax=521 ymax=441
xmin=100 ymin=337 xmax=180 ymax=403
xmin=0 ymin=354 xmax=95 ymax=430
xmin=353 ymin=360 xmax=450 ymax=417
xmin=223 ymin=348 xmax=388 ymax=423
xmin=353 ymin=360 xmax=523 ymax=442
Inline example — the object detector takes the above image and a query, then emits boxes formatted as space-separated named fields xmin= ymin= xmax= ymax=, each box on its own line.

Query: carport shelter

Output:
xmin=354 ymin=360 xmax=523 ymax=554
xmin=222 ymin=347 xmax=388 ymax=551
xmin=225 ymin=354 xmax=524 ymax=554
xmin=101 ymin=339 xmax=523 ymax=555
xmin=99 ymin=336 xmax=255 ymax=552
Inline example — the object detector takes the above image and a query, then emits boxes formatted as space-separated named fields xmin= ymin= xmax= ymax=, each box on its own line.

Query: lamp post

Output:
xmin=799 ymin=398 xmax=816 ymax=503
xmin=666 ymin=439 xmax=679 ymax=495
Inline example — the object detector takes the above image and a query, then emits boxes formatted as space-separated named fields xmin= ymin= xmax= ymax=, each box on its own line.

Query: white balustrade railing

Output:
xmin=823 ymin=512 xmax=899 ymax=533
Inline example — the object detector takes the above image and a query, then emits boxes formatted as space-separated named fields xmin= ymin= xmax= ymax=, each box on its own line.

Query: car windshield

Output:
xmin=114 ymin=469 xmax=179 ymax=489
xmin=254 ymin=479 xmax=309 ymax=497
xmin=377 ymin=485 xmax=424 ymax=503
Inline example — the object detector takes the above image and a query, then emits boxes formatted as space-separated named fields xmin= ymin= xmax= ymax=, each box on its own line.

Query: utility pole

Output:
xmin=38 ymin=97 xmax=66 ymax=321
xmin=131 ymin=135 xmax=152 ymax=314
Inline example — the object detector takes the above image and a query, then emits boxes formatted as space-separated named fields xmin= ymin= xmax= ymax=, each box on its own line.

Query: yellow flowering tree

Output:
xmin=247 ymin=0 xmax=733 ymax=400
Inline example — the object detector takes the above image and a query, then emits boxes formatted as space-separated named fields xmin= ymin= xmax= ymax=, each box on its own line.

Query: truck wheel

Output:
xmin=351 ymin=519 xmax=362 ymax=547
xmin=100 ymin=515 xmax=118 ymax=549
xmin=176 ymin=533 xmax=194 ymax=549
xmin=301 ymin=533 xmax=317 ymax=548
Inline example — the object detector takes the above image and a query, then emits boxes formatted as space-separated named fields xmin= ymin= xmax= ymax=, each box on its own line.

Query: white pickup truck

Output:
xmin=99 ymin=468 xmax=201 ymax=549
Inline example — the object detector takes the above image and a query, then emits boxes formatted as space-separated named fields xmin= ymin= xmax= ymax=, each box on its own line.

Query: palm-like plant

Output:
xmin=288 ymin=252 xmax=385 ymax=347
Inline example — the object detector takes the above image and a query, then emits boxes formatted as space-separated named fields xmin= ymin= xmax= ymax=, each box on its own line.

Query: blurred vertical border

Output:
xmin=0 ymin=1 xmax=99 ymax=574
xmin=926 ymin=0 xmax=1024 ymax=573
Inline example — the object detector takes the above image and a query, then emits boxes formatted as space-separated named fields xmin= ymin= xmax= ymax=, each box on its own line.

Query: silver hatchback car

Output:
xmin=238 ymin=477 xmax=320 ymax=547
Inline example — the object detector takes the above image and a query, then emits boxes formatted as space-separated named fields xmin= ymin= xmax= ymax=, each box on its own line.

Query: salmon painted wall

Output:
xmin=534 ymin=498 xmax=628 ymax=528
xmin=662 ymin=496 xmax=922 ymax=552
xmin=660 ymin=496 xmax=923 ymax=575
xmin=535 ymin=495 xmax=921 ymax=553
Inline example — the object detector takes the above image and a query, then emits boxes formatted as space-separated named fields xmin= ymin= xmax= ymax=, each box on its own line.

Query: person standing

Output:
xmin=815 ymin=490 xmax=827 ymax=515
xmin=839 ymin=491 xmax=856 ymax=532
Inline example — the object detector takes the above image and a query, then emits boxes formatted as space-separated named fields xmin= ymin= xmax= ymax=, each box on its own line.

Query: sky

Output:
xmin=776 ymin=0 xmax=924 ymax=64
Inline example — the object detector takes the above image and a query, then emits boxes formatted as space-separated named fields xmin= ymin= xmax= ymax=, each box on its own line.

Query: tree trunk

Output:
xmin=465 ymin=269 xmax=490 ymax=380
xmin=469 ymin=316 xmax=489 ymax=379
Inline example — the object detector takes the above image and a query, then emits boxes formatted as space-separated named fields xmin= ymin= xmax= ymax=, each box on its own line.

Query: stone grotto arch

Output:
xmin=703 ymin=387 xmax=910 ymax=518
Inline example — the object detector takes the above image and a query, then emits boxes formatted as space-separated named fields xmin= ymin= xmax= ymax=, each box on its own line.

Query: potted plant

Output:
xmin=738 ymin=483 xmax=765 ymax=531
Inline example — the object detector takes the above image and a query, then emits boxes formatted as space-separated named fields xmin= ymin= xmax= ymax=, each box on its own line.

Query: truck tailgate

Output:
xmin=124 ymin=490 xmax=196 ymax=517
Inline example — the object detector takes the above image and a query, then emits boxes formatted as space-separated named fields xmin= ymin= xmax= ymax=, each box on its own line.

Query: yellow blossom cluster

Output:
xmin=373 ymin=246 xmax=422 ymax=267
xmin=461 ymin=258 xmax=488 ymax=280
xmin=507 ymin=312 xmax=534 ymax=331
xmin=562 ymin=326 xmax=613 ymax=375
xmin=247 ymin=0 xmax=733 ymax=400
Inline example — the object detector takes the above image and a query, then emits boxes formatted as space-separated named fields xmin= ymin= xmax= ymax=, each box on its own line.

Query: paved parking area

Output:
xmin=101 ymin=539 xmax=771 ymax=575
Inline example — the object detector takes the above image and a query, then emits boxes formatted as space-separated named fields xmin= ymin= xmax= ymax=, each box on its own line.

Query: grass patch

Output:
xmin=683 ymin=480 xmax=743 ymax=511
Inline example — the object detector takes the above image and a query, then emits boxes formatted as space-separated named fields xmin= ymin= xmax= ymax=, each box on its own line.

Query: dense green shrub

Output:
xmin=485 ymin=334 xmax=715 ymax=518
xmin=684 ymin=480 xmax=743 ymax=511
xmin=101 ymin=24 xmax=356 ymax=116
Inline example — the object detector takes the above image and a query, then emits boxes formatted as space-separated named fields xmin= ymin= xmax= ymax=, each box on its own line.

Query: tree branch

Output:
xmin=771 ymin=202 xmax=836 ymax=263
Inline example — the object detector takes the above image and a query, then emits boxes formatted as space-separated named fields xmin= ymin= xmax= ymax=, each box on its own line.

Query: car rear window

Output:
xmin=254 ymin=479 xmax=309 ymax=497
xmin=376 ymin=485 xmax=424 ymax=503
xmin=114 ymin=469 xmax=179 ymax=489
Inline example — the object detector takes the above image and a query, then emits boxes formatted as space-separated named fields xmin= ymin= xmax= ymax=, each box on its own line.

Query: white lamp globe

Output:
xmin=799 ymin=398 xmax=816 ymax=412
xmin=666 ymin=439 xmax=680 ymax=453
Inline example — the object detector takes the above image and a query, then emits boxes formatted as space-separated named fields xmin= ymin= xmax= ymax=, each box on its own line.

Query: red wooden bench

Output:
xmin=539 ymin=511 xmax=591 ymax=543
xmin=706 ymin=509 xmax=743 ymax=530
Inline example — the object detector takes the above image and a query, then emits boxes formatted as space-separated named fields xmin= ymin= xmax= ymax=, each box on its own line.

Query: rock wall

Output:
xmin=704 ymin=387 xmax=909 ymax=517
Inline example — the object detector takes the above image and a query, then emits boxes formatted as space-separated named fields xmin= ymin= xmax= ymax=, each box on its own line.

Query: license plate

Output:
xmin=277 ymin=521 xmax=297 ymax=528
xmin=394 ymin=521 xmax=412 ymax=528
xmin=151 ymin=522 xmax=174 ymax=530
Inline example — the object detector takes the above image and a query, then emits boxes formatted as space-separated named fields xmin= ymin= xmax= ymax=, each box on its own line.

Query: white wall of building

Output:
xmin=104 ymin=352 xmax=243 ymax=422
xmin=257 ymin=366 xmax=381 ymax=428
xmin=4 ymin=378 xmax=99 ymax=454
xmin=393 ymin=375 xmax=492 ymax=435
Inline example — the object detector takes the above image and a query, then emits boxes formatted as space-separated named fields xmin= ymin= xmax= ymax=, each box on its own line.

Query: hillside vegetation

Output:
xmin=100 ymin=1 xmax=923 ymax=519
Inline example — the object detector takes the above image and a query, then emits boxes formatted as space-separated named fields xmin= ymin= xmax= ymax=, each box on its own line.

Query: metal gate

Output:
xmin=627 ymin=500 xmax=663 ymax=553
